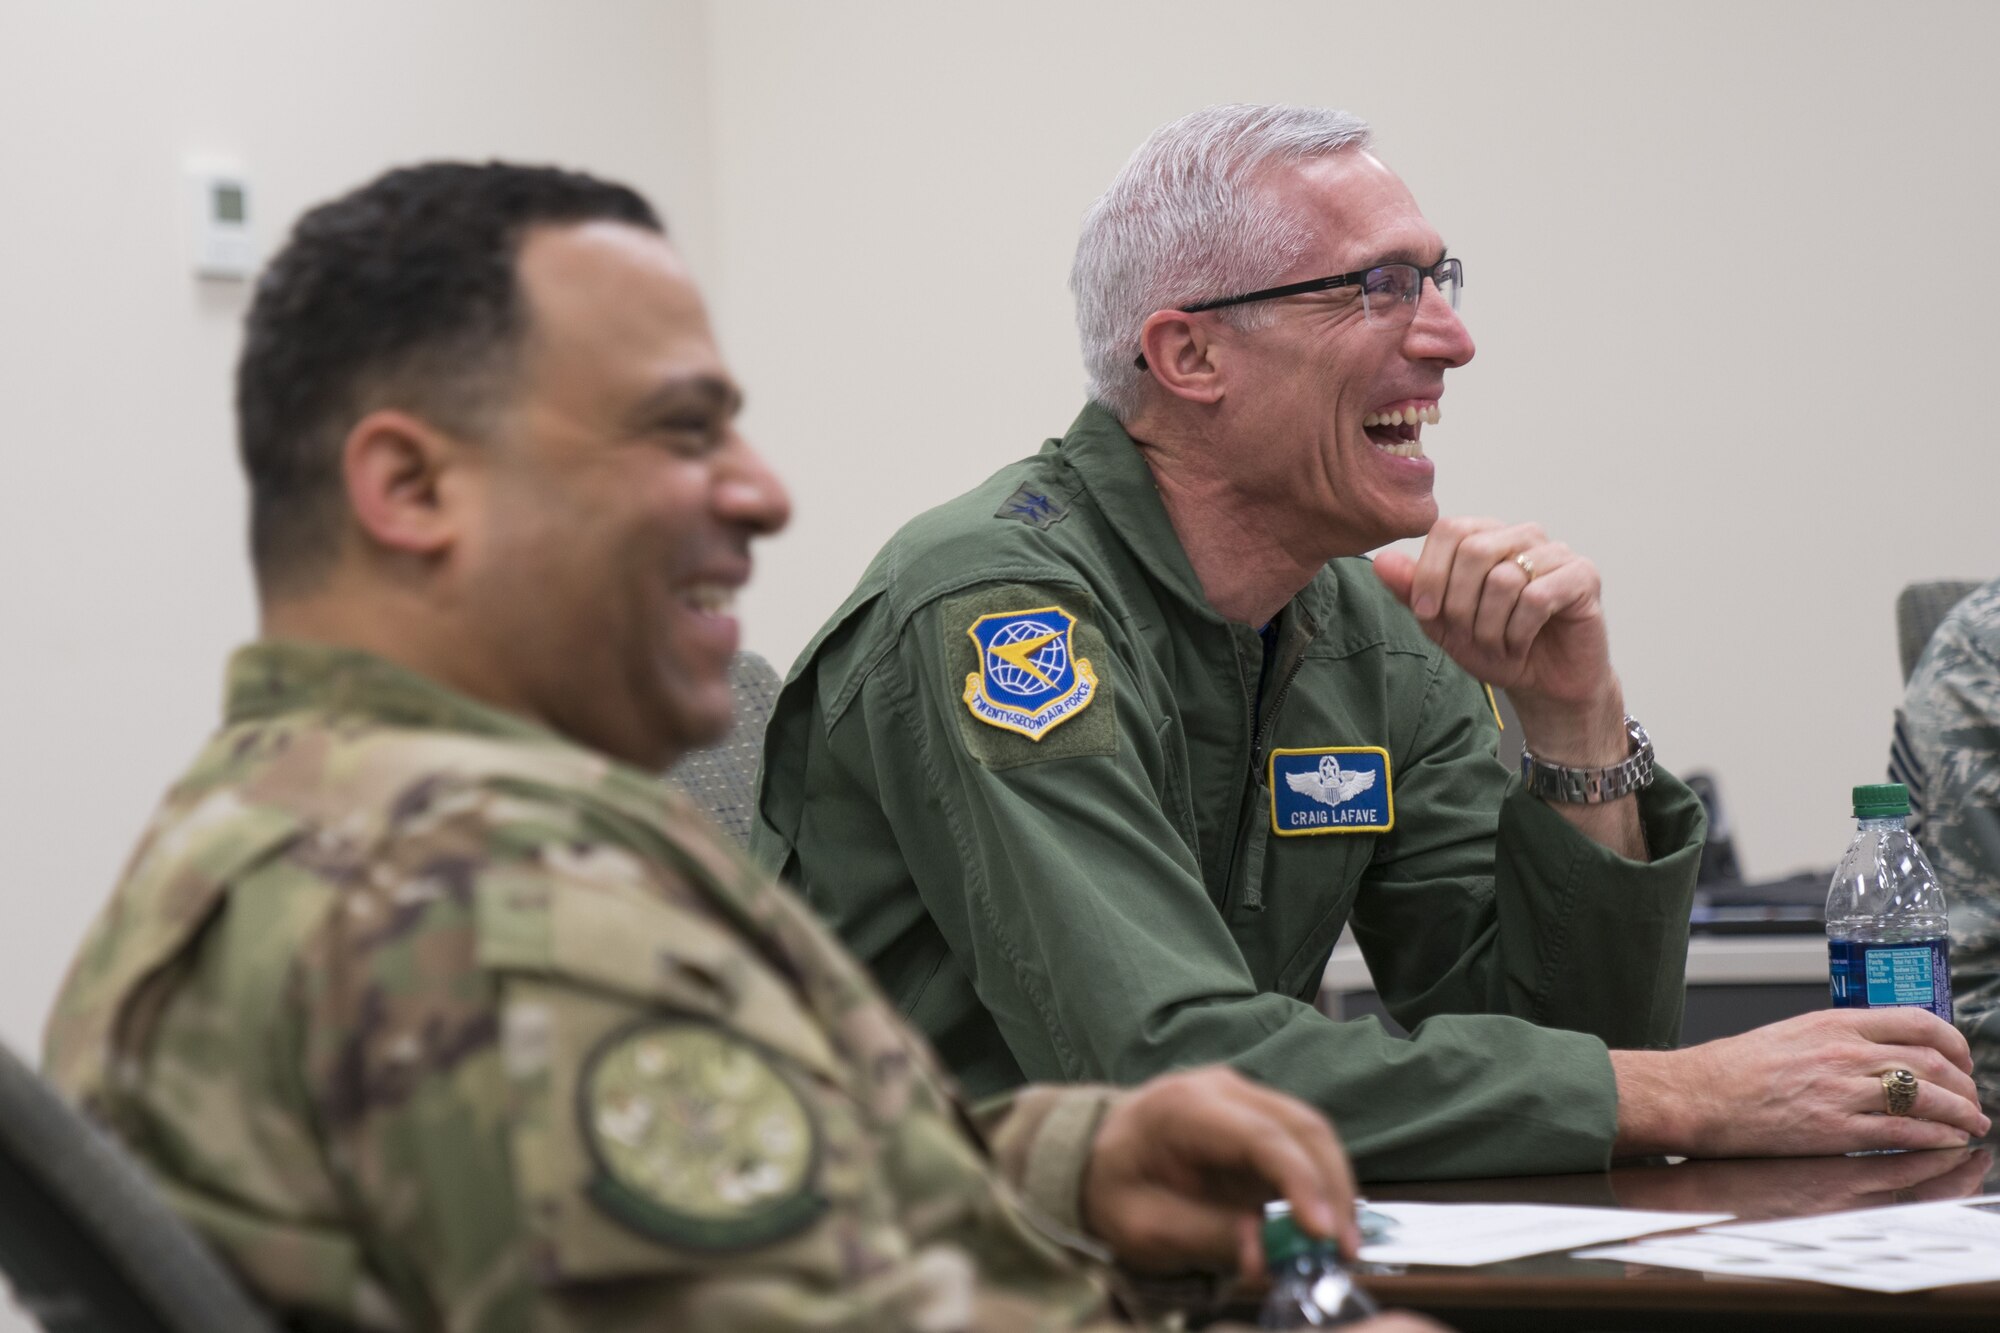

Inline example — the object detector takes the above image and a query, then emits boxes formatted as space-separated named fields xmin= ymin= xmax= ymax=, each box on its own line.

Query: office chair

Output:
xmin=662 ymin=650 xmax=782 ymax=849
xmin=1897 ymin=580 xmax=1984 ymax=684
xmin=0 ymin=1039 xmax=277 ymax=1333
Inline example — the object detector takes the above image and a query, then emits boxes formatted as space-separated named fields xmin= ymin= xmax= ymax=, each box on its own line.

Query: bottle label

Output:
xmin=1827 ymin=938 xmax=1952 ymax=1022
xmin=1828 ymin=939 xmax=1854 ymax=1007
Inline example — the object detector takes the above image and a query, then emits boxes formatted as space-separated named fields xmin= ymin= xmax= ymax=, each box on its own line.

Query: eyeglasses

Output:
xmin=1134 ymin=257 xmax=1463 ymax=370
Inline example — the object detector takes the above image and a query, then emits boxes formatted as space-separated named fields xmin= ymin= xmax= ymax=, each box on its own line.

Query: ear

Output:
xmin=341 ymin=409 xmax=465 ymax=559
xmin=1137 ymin=309 xmax=1225 ymax=405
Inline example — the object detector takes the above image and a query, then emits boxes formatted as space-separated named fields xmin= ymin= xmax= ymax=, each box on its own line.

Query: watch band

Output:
xmin=1519 ymin=715 xmax=1655 ymax=804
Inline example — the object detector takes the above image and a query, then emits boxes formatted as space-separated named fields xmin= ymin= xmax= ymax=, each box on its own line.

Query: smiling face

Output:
xmin=1204 ymin=150 xmax=1475 ymax=556
xmin=454 ymin=221 xmax=790 ymax=768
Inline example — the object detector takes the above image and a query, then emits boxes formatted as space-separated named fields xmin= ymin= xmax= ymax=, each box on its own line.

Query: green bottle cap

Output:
xmin=1853 ymin=783 xmax=1910 ymax=818
xmin=1262 ymin=1201 xmax=1314 ymax=1268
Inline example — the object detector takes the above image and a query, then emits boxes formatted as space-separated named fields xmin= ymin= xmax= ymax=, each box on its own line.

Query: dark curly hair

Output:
xmin=236 ymin=161 xmax=662 ymax=591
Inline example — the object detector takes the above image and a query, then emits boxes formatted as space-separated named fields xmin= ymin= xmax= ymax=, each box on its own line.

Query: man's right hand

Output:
xmin=1610 ymin=1009 xmax=1991 ymax=1157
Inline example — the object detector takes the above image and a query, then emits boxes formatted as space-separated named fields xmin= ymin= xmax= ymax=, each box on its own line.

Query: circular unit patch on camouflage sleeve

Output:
xmin=578 ymin=1018 xmax=826 ymax=1251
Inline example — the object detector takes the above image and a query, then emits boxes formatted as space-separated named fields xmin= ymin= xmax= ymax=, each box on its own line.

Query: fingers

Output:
xmin=1394 ymin=517 xmax=1604 ymax=691
xmin=1837 ymin=1006 xmax=1977 ymax=1076
xmin=1500 ymin=544 xmax=1587 ymax=656
xmin=1236 ymin=1214 xmax=1265 ymax=1284
xmin=1846 ymin=1109 xmax=1981 ymax=1153
xmin=1436 ymin=522 xmax=1542 ymax=630
xmin=1188 ymin=1073 xmax=1353 ymax=1242
xmin=1095 ymin=1067 xmax=1355 ymax=1271
xmin=1410 ymin=518 xmax=1536 ymax=624
xmin=1649 ymin=1013 xmax=1991 ymax=1159
xmin=1371 ymin=549 xmax=1417 ymax=607
xmin=1231 ymin=1077 xmax=1361 ymax=1255
xmin=1865 ymin=1044 xmax=1988 ymax=1131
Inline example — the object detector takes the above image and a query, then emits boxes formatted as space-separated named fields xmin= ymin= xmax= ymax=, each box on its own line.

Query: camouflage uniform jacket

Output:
xmin=44 ymin=641 xmax=1134 ymax=1332
xmin=1892 ymin=576 xmax=2000 ymax=1095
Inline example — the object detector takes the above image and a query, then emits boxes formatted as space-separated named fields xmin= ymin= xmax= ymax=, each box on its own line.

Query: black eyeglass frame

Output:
xmin=1133 ymin=256 xmax=1463 ymax=370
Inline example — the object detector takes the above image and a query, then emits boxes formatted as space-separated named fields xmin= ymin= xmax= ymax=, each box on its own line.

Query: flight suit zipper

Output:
xmin=1223 ymin=609 xmax=1314 ymax=913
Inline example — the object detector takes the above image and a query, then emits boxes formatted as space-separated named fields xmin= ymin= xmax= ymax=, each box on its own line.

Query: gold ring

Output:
xmin=1513 ymin=553 xmax=1536 ymax=581
xmin=1881 ymin=1069 xmax=1919 ymax=1116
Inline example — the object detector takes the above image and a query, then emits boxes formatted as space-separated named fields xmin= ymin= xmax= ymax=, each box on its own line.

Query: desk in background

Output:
xmin=1320 ymin=934 xmax=1829 ymax=1044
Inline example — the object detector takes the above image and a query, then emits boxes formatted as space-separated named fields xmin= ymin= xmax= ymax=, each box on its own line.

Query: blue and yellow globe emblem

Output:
xmin=962 ymin=605 xmax=1099 ymax=741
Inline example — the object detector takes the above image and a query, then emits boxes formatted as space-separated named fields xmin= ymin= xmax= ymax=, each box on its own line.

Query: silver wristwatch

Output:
xmin=1519 ymin=715 xmax=1655 ymax=804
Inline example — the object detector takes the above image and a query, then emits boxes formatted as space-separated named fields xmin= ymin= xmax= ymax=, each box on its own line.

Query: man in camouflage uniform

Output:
xmin=1893 ymin=575 xmax=2000 ymax=1096
xmin=43 ymin=163 xmax=1431 ymax=1332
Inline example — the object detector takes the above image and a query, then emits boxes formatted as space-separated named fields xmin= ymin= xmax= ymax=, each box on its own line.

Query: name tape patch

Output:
xmin=962 ymin=605 xmax=1098 ymax=741
xmin=1269 ymin=746 xmax=1394 ymax=836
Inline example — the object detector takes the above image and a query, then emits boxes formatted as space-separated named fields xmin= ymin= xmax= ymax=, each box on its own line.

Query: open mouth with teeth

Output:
xmin=684 ymin=584 xmax=737 ymax=616
xmin=1362 ymin=403 xmax=1439 ymax=459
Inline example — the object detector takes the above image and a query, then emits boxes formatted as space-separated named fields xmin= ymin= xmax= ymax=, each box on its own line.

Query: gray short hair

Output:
xmin=1070 ymin=104 xmax=1373 ymax=421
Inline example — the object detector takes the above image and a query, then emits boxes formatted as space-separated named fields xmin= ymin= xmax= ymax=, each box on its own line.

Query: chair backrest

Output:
xmin=0 ymin=1040 xmax=278 ymax=1333
xmin=662 ymin=650 xmax=782 ymax=849
xmin=1897 ymin=580 xmax=1984 ymax=683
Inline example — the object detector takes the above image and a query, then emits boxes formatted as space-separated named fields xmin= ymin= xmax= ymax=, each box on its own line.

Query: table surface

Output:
xmin=1334 ymin=1141 xmax=2000 ymax=1331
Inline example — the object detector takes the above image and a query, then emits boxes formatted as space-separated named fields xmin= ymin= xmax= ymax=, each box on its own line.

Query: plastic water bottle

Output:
xmin=1826 ymin=783 xmax=1952 ymax=1021
xmin=1259 ymin=1200 xmax=1379 ymax=1329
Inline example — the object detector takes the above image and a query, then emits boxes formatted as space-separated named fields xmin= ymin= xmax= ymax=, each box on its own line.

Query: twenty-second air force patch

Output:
xmin=1268 ymin=746 xmax=1394 ymax=836
xmin=962 ymin=605 xmax=1099 ymax=741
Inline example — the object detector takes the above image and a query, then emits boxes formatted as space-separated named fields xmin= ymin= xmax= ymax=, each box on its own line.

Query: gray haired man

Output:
xmin=756 ymin=104 xmax=1985 ymax=1179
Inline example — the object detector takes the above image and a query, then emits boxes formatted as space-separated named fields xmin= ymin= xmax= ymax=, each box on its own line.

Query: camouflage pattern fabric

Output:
xmin=43 ymin=641 xmax=1154 ymax=1332
xmin=1891 ymin=575 xmax=2000 ymax=1096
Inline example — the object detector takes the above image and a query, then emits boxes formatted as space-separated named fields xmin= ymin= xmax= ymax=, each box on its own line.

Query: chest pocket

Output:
xmin=475 ymin=874 xmax=905 ymax=1288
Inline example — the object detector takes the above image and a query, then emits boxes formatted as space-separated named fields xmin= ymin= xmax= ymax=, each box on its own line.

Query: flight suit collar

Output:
xmin=1058 ymin=401 xmax=1338 ymax=639
xmin=224 ymin=639 xmax=569 ymax=747
xmin=1057 ymin=401 xmax=1224 ymax=622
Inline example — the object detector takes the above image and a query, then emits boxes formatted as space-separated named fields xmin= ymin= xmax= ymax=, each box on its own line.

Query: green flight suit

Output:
xmin=754 ymin=403 xmax=1705 ymax=1182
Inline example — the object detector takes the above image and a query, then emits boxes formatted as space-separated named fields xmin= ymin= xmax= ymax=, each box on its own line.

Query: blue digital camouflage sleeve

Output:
xmin=1894 ymin=577 xmax=2000 ymax=1094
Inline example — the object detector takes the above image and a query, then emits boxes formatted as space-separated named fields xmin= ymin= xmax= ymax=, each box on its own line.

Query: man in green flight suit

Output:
xmin=754 ymin=103 xmax=1987 ymax=1179
xmin=42 ymin=161 xmax=1435 ymax=1332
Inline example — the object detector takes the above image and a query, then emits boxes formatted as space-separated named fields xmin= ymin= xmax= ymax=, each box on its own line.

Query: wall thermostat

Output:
xmin=186 ymin=161 xmax=258 ymax=280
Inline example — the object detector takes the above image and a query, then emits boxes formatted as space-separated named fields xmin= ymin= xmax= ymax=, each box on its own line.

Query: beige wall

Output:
xmin=1 ymin=0 xmax=1995 ymax=1167
xmin=0 ymin=0 xmax=716 ymax=1086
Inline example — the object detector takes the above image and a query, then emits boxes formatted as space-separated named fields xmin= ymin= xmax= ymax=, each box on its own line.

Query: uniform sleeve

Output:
xmin=1904 ymin=621 xmax=2000 ymax=1093
xmin=976 ymin=1084 xmax=1120 ymax=1237
xmin=290 ymin=784 xmax=1115 ymax=1333
xmin=791 ymin=589 xmax=1681 ymax=1180
xmin=1352 ymin=651 xmax=1704 ymax=1053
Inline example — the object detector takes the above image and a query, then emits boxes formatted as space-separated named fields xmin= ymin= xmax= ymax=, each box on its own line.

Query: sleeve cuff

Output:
xmin=1503 ymin=762 xmax=1707 ymax=873
xmin=984 ymin=1083 xmax=1121 ymax=1237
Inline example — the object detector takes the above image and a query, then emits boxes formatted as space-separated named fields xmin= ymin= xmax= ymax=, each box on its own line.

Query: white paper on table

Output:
xmin=1356 ymin=1202 xmax=1730 ymax=1267
xmin=1575 ymin=1194 xmax=2000 ymax=1293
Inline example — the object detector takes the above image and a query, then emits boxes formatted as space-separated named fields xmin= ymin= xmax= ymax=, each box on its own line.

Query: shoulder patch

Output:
xmin=939 ymin=584 xmax=1116 ymax=770
xmin=962 ymin=605 xmax=1099 ymax=742
xmin=1268 ymin=747 xmax=1394 ymax=836
xmin=579 ymin=1019 xmax=826 ymax=1251
xmin=993 ymin=482 xmax=1070 ymax=530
